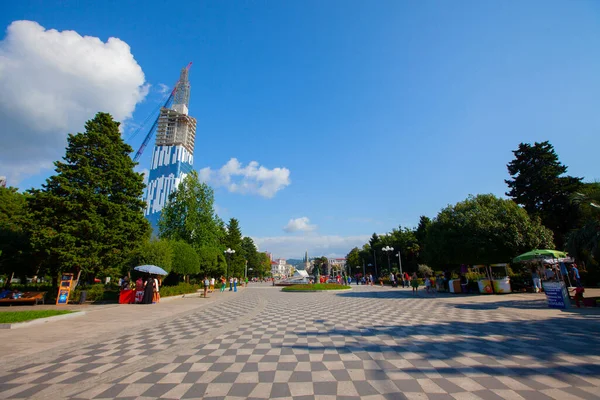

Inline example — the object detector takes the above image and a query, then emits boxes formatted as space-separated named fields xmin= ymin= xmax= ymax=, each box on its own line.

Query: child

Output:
xmin=571 ymin=286 xmax=585 ymax=308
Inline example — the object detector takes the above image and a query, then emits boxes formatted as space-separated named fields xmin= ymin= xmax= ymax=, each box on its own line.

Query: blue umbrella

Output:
xmin=134 ymin=265 xmax=168 ymax=275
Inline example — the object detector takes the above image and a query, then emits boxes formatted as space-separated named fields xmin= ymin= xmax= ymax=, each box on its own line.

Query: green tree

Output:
xmin=170 ymin=240 xmax=200 ymax=281
xmin=566 ymin=182 xmax=600 ymax=271
xmin=197 ymin=246 xmax=226 ymax=278
xmin=345 ymin=247 xmax=361 ymax=276
xmin=27 ymin=113 xmax=150 ymax=285
xmin=256 ymin=252 xmax=271 ymax=278
xmin=0 ymin=187 xmax=32 ymax=282
xmin=241 ymin=236 xmax=260 ymax=278
xmin=225 ymin=218 xmax=245 ymax=277
xmin=132 ymin=239 xmax=173 ymax=273
xmin=414 ymin=216 xmax=431 ymax=265
xmin=158 ymin=171 xmax=223 ymax=249
xmin=425 ymin=194 xmax=554 ymax=268
xmin=505 ymin=141 xmax=582 ymax=248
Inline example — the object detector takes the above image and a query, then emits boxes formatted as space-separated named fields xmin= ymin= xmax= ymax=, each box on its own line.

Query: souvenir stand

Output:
xmin=512 ymin=250 xmax=571 ymax=309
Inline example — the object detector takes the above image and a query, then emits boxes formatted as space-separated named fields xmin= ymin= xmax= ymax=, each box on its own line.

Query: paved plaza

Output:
xmin=1 ymin=283 xmax=599 ymax=400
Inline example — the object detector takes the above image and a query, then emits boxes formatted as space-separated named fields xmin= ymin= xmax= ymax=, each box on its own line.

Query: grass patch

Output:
xmin=0 ymin=310 xmax=73 ymax=324
xmin=282 ymin=283 xmax=351 ymax=292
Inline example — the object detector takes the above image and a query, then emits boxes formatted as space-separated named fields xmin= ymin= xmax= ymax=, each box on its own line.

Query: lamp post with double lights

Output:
xmin=382 ymin=246 xmax=394 ymax=275
xmin=224 ymin=248 xmax=235 ymax=280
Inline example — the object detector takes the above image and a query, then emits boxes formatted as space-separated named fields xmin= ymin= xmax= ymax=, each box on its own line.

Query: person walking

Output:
xmin=203 ymin=276 xmax=210 ymax=298
xmin=229 ymin=277 xmax=233 ymax=291
xmin=209 ymin=277 xmax=215 ymax=293
xmin=220 ymin=276 xmax=226 ymax=292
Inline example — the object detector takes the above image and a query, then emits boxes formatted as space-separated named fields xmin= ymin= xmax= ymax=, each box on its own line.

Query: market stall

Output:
xmin=512 ymin=249 xmax=571 ymax=309
xmin=473 ymin=264 xmax=511 ymax=294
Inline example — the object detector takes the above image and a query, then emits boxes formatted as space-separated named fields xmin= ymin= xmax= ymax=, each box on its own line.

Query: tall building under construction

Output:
xmin=144 ymin=67 xmax=197 ymax=232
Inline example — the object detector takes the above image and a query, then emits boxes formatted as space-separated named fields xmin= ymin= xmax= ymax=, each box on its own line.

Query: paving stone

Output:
xmin=0 ymin=285 xmax=598 ymax=399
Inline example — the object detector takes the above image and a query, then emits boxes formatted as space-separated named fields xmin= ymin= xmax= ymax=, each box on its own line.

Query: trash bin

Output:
xmin=79 ymin=290 xmax=87 ymax=304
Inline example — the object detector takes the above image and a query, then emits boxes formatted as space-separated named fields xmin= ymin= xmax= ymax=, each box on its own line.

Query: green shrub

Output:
xmin=68 ymin=287 xmax=81 ymax=303
xmin=282 ymin=284 xmax=351 ymax=291
xmin=160 ymin=283 xmax=200 ymax=297
xmin=86 ymin=284 xmax=105 ymax=302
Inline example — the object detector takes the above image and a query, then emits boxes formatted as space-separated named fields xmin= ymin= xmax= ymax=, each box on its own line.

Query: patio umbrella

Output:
xmin=512 ymin=249 xmax=567 ymax=264
xmin=134 ymin=265 xmax=168 ymax=275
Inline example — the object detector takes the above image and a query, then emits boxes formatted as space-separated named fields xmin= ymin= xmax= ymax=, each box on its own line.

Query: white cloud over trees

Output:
xmin=199 ymin=158 xmax=291 ymax=198
xmin=253 ymin=234 xmax=371 ymax=259
xmin=283 ymin=217 xmax=316 ymax=233
xmin=0 ymin=20 xmax=148 ymax=182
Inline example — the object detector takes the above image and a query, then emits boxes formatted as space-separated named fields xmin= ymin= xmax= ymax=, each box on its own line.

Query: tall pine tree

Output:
xmin=225 ymin=218 xmax=245 ymax=277
xmin=28 ymin=113 xmax=150 ymax=284
xmin=505 ymin=141 xmax=582 ymax=248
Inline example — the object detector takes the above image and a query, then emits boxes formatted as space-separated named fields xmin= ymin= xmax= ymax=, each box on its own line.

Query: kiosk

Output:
xmin=474 ymin=264 xmax=511 ymax=294
xmin=56 ymin=273 xmax=74 ymax=305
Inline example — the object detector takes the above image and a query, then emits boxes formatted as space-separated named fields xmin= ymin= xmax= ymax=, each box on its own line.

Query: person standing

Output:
xmin=153 ymin=276 xmax=160 ymax=303
xmin=411 ymin=272 xmax=419 ymax=293
xmin=229 ymin=276 xmax=233 ymax=291
xmin=135 ymin=276 xmax=144 ymax=303
xmin=234 ymin=277 xmax=238 ymax=292
xmin=531 ymin=267 xmax=541 ymax=293
xmin=572 ymin=264 xmax=581 ymax=287
xmin=220 ymin=276 xmax=226 ymax=292
xmin=142 ymin=275 xmax=154 ymax=304
xmin=209 ymin=277 xmax=215 ymax=293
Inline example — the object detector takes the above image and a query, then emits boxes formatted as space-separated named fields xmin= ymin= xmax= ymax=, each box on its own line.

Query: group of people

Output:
xmin=531 ymin=263 xmax=582 ymax=293
xmin=123 ymin=275 xmax=160 ymax=304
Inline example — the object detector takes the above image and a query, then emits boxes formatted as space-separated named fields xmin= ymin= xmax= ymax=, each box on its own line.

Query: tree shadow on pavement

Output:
xmin=337 ymin=290 xmax=600 ymax=318
xmin=282 ymin=316 xmax=600 ymax=375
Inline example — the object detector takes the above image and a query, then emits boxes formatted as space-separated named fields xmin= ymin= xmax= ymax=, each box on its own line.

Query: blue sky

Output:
xmin=1 ymin=1 xmax=599 ymax=258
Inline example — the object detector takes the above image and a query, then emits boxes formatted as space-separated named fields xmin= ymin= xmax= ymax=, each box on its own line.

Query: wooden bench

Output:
xmin=0 ymin=291 xmax=47 ymax=306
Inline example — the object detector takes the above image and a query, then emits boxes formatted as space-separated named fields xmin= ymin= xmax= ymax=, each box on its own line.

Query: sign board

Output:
xmin=56 ymin=273 xmax=74 ymax=305
xmin=542 ymin=281 xmax=570 ymax=309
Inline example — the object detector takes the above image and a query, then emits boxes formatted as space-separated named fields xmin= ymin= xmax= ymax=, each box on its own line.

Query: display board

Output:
xmin=56 ymin=273 xmax=74 ymax=305
xmin=542 ymin=281 xmax=571 ymax=309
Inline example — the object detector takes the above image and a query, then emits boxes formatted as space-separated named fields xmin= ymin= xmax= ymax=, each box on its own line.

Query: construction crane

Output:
xmin=132 ymin=62 xmax=192 ymax=163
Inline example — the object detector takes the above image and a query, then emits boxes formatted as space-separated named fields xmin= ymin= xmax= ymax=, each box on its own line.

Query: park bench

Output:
xmin=0 ymin=292 xmax=47 ymax=306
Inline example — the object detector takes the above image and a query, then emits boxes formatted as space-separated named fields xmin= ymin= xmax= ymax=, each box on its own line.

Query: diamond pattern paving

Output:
xmin=1 ymin=284 xmax=599 ymax=399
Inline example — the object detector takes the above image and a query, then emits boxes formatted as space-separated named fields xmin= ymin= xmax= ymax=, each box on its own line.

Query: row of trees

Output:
xmin=0 ymin=113 xmax=271 ymax=287
xmin=346 ymin=141 xmax=600 ymax=281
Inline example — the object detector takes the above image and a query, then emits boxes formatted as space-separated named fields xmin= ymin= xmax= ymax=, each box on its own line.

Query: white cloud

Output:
xmin=283 ymin=217 xmax=316 ymax=233
xmin=0 ymin=20 xmax=149 ymax=182
xmin=253 ymin=234 xmax=371 ymax=259
xmin=199 ymin=158 xmax=291 ymax=198
xmin=157 ymin=83 xmax=169 ymax=94
xmin=137 ymin=167 xmax=149 ymax=186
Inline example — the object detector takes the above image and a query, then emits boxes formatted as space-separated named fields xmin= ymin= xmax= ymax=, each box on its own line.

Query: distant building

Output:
xmin=264 ymin=252 xmax=273 ymax=262
xmin=272 ymin=258 xmax=288 ymax=277
xmin=0 ymin=176 xmax=6 ymax=188
xmin=328 ymin=258 xmax=347 ymax=275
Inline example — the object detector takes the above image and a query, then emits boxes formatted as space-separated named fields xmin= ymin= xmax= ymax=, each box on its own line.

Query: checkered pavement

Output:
xmin=1 ymin=285 xmax=600 ymax=399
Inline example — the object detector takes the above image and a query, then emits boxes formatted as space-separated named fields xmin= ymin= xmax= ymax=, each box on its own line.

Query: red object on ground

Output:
xmin=119 ymin=290 xmax=135 ymax=304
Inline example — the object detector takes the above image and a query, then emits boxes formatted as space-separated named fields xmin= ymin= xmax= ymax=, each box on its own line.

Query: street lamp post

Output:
xmin=382 ymin=246 xmax=394 ymax=275
xmin=396 ymin=250 xmax=403 ymax=277
xmin=224 ymin=248 xmax=235 ymax=279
